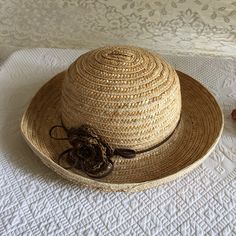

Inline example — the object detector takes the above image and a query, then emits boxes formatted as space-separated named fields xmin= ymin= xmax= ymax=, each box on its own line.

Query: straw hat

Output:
xmin=21 ymin=45 xmax=223 ymax=192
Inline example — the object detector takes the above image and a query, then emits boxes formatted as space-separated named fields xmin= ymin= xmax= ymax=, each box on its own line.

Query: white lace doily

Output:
xmin=0 ymin=49 xmax=235 ymax=235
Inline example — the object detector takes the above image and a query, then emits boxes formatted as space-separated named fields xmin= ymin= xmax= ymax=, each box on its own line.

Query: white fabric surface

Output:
xmin=0 ymin=48 xmax=235 ymax=235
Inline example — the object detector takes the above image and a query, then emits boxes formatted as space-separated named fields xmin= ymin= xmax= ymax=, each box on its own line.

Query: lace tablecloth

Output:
xmin=0 ymin=48 xmax=235 ymax=235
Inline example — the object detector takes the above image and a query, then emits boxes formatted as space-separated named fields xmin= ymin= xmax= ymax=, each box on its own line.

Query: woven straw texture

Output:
xmin=21 ymin=46 xmax=223 ymax=192
xmin=62 ymin=46 xmax=181 ymax=150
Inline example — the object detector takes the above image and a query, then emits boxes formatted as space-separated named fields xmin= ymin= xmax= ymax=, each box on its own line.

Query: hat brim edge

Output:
xmin=20 ymin=71 xmax=224 ymax=192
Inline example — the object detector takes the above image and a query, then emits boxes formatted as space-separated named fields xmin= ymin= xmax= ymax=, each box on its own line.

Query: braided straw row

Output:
xmin=61 ymin=46 xmax=181 ymax=150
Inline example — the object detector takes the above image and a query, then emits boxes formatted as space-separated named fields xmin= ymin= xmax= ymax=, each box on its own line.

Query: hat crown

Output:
xmin=61 ymin=46 xmax=181 ymax=151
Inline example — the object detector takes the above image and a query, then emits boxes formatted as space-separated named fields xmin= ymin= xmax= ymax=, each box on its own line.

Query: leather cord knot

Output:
xmin=49 ymin=117 xmax=181 ymax=178
xmin=49 ymin=124 xmax=136 ymax=178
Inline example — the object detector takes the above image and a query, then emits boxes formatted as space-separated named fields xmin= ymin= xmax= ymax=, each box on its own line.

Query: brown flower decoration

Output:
xmin=67 ymin=125 xmax=114 ymax=178
xmin=49 ymin=124 xmax=135 ymax=178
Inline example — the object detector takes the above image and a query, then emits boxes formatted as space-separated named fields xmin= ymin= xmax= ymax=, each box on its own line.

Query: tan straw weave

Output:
xmin=62 ymin=46 xmax=181 ymax=150
xmin=21 ymin=45 xmax=223 ymax=192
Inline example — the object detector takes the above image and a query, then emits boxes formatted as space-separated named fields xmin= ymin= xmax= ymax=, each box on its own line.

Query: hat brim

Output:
xmin=21 ymin=71 xmax=223 ymax=192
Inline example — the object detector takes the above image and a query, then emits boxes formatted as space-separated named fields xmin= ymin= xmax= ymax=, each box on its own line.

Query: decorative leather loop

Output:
xmin=49 ymin=118 xmax=181 ymax=178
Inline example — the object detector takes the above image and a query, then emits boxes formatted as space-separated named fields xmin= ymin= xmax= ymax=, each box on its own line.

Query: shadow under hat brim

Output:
xmin=21 ymin=71 xmax=223 ymax=192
